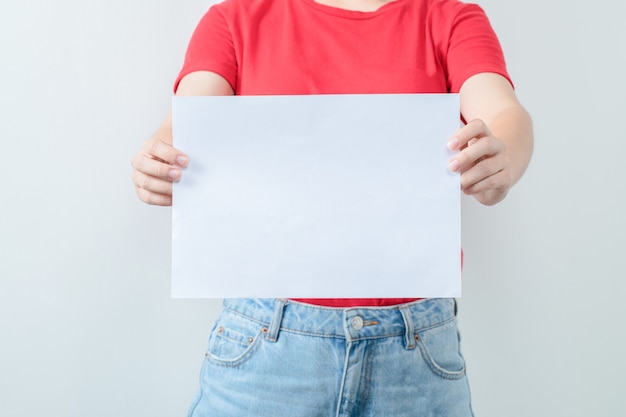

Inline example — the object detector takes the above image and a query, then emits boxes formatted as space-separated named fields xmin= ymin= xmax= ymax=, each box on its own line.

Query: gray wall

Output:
xmin=1 ymin=0 xmax=624 ymax=416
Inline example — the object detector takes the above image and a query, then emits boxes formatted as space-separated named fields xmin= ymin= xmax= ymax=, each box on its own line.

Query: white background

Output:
xmin=1 ymin=0 xmax=625 ymax=416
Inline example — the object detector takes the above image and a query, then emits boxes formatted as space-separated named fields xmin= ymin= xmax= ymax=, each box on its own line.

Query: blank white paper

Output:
xmin=172 ymin=94 xmax=460 ymax=298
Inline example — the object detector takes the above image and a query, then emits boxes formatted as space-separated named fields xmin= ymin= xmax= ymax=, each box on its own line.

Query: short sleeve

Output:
xmin=441 ymin=3 xmax=512 ymax=93
xmin=174 ymin=4 xmax=238 ymax=92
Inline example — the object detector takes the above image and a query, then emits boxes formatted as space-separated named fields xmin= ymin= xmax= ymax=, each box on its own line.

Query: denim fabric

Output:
xmin=187 ymin=298 xmax=473 ymax=417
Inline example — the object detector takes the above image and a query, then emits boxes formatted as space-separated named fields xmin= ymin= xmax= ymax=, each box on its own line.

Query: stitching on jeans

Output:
xmin=205 ymin=326 xmax=265 ymax=368
xmin=360 ymin=341 xmax=375 ymax=417
xmin=222 ymin=305 xmax=456 ymax=339
xmin=415 ymin=319 xmax=466 ymax=380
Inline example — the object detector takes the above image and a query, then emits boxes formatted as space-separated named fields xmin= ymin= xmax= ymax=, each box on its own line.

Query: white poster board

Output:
xmin=172 ymin=94 xmax=460 ymax=298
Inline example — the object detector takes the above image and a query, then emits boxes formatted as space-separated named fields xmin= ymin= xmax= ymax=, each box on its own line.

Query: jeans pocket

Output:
xmin=205 ymin=311 xmax=265 ymax=367
xmin=416 ymin=318 xmax=467 ymax=380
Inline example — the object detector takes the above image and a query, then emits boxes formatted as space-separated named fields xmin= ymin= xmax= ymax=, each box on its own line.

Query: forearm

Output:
xmin=132 ymin=71 xmax=234 ymax=206
xmin=452 ymin=73 xmax=534 ymax=205
xmin=487 ymin=104 xmax=534 ymax=187
xmin=151 ymin=114 xmax=173 ymax=145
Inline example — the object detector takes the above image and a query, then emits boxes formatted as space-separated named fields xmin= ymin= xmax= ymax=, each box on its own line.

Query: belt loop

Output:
xmin=453 ymin=298 xmax=458 ymax=317
xmin=266 ymin=298 xmax=287 ymax=343
xmin=399 ymin=305 xmax=416 ymax=350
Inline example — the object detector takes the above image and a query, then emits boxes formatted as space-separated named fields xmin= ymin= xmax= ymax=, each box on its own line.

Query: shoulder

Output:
xmin=426 ymin=0 xmax=485 ymax=12
xmin=424 ymin=0 xmax=490 ymax=21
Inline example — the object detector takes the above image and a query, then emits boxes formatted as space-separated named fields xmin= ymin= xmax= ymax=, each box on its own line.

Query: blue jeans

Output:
xmin=187 ymin=298 xmax=474 ymax=417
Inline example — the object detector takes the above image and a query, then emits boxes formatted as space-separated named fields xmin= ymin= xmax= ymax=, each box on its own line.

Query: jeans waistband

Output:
xmin=222 ymin=298 xmax=456 ymax=348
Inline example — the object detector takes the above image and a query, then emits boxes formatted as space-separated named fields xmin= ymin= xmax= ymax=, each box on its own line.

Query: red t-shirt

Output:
xmin=175 ymin=0 xmax=510 ymax=307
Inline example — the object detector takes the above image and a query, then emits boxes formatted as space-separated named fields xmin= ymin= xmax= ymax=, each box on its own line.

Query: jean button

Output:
xmin=351 ymin=316 xmax=364 ymax=330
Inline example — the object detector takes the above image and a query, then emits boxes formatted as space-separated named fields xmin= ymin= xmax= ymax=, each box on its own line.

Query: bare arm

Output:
xmin=131 ymin=71 xmax=234 ymax=206
xmin=448 ymin=73 xmax=534 ymax=206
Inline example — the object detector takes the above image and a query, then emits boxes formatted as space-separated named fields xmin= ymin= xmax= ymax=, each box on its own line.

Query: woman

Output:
xmin=131 ymin=0 xmax=533 ymax=415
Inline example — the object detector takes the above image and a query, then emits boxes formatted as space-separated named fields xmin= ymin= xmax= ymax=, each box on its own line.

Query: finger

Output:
xmin=447 ymin=119 xmax=491 ymax=151
xmin=142 ymin=138 xmax=188 ymax=168
xmin=132 ymin=170 xmax=174 ymax=196
xmin=448 ymin=135 xmax=505 ymax=173
xmin=459 ymin=157 xmax=504 ymax=192
xmin=131 ymin=153 xmax=183 ymax=181
xmin=135 ymin=184 xmax=173 ymax=206
xmin=462 ymin=169 xmax=509 ymax=200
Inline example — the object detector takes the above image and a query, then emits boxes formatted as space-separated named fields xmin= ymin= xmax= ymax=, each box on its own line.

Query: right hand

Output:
xmin=131 ymin=131 xmax=188 ymax=206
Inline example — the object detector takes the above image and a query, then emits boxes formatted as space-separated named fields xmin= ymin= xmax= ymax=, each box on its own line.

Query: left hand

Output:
xmin=447 ymin=119 xmax=513 ymax=206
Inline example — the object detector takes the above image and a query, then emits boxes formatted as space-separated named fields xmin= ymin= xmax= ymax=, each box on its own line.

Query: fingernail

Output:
xmin=168 ymin=169 xmax=182 ymax=181
xmin=175 ymin=155 xmax=188 ymax=168
xmin=448 ymin=159 xmax=460 ymax=172
xmin=447 ymin=137 xmax=459 ymax=151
